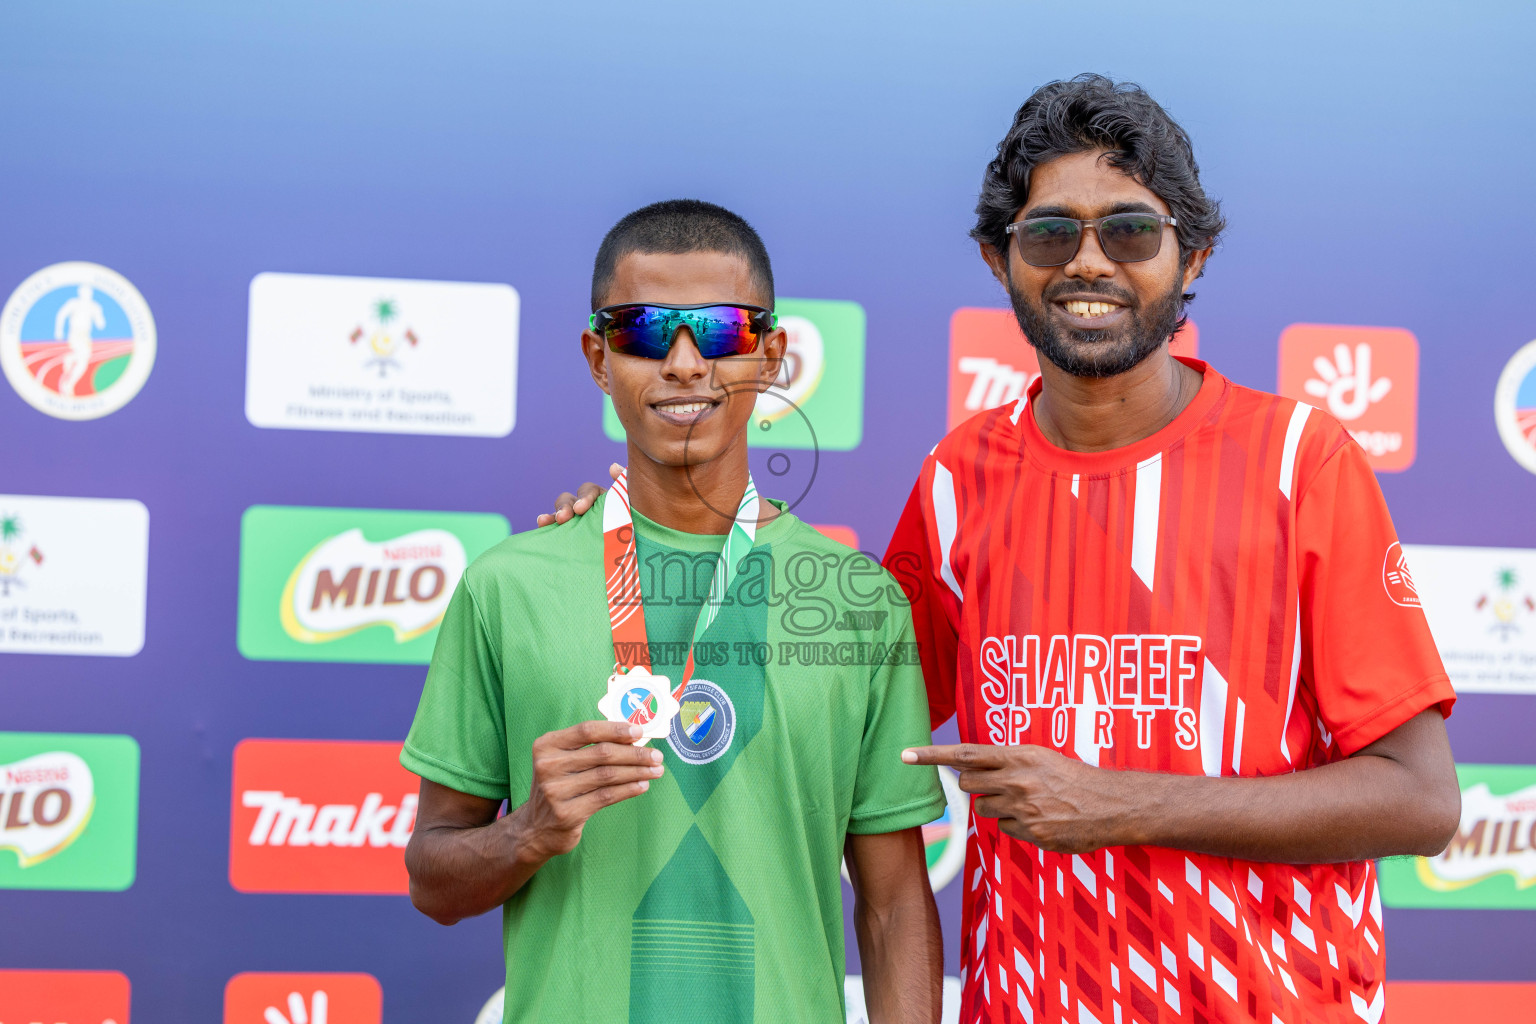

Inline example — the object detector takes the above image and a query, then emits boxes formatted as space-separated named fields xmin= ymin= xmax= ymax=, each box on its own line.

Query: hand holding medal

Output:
xmin=597 ymin=469 xmax=759 ymax=747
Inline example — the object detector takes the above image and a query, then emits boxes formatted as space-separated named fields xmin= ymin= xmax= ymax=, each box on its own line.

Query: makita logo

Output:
xmin=241 ymin=789 xmax=416 ymax=848
xmin=279 ymin=527 xmax=465 ymax=644
xmin=0 ymin=751 xmax=94 ymax=868
xmin=229 ymin=739 xmax=419 ymax=894
xmin=956 ymin=356 xmax=1036 ymax=413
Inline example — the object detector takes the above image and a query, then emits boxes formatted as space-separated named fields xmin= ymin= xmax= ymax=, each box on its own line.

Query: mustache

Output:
xmin=1041 ymin=281 xmax=1138 ymax=307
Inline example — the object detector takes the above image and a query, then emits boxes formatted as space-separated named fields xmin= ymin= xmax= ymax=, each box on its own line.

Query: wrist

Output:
xmin=1113 ymin=769 xmax=1169 ymax=848
xmin=503 ymin=803 xmax=559 ymax=867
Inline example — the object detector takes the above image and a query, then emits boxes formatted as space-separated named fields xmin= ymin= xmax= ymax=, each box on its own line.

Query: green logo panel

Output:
xmin=0 ymin=732 xmax=139 ymax=891
xmin=1378 ymin=763 xmax=1536 ymax=909
xmin=603 ymin=297 xmax=865 ymax=451
xmin=237 ymin=504 xmax=509 ymax=664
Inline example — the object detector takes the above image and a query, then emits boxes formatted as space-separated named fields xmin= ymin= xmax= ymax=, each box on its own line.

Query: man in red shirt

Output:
xmin=543 ymin=74 xmax=1460 ymax=1024
xmin=887 ymin=75 xmax=1459 ymax=1024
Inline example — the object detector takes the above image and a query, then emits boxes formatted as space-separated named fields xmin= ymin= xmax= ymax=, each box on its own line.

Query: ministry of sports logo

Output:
xmin=351 ymin=297 xmax=420 ymax=378
xmin=0 ymin=262 xmax=156 ymax=420
xmin=0 ymin=511 xmax=44 ymax=597
xmin=1494 ymin=339 xmax=1536 ymax=476
xmin=668 ymin=680 xmax=736 ymax=764
xmin=246 ymin=271 xmax=518 ymax=437
xmin=1476 ymin=566 xmax=1535 ymax=640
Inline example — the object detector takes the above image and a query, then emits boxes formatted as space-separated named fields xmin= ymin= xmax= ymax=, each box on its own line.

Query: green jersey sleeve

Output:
xmin=401 ymin=575 xmax=511 ymax=800
xmin=846 ymin=607 xmax=945 ymax=834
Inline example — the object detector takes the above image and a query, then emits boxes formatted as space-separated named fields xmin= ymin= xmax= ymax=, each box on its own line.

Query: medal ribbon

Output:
xmin=603 ymin=470 xmax=760 ymax=701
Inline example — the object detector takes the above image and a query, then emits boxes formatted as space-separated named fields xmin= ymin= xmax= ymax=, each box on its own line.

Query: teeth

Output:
xmin=659 ymin=402 xmax=710 ymax=415
xmin=1064 ymin=300 xmax=1120 ymax=318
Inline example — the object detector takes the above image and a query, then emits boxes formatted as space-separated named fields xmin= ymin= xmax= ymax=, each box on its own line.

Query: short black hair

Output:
xmin=973 ymin=74 xmax=1226 ymax=303
xmin=591 ymin=199 xmax=775 ymax=311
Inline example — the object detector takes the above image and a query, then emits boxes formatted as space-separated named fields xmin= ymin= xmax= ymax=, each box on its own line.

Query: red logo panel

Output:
xmin=224 ymin=973 xmax=381 ymax=1024
xmin=948 ymin=307 xmax=1198 ymax=431
xmin=1277 ymin=323 xmax=1419 ymax=472
xmin=0 ymin=970 xmax=130 ymax=1023
xmin=811 ymin=524 xmax=859 ymax=549
xmin=229 ymin=739 xmax=417 ymax=894
xmin=1384 ymin=981 xmax=1536 ymax=1023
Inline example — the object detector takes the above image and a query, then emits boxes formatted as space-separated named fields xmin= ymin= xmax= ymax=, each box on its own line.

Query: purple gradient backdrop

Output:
xmin=1 ymin=1 xmax=1533 ymax=1019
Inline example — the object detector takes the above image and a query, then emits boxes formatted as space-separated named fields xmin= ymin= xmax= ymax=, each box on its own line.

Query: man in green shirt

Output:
xmin=401 ymin=199 xmax=945 ymax=1023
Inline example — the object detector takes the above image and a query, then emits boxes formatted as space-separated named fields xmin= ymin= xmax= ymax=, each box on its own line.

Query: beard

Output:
xmin=1008 ymin=272 xmax=1185 ymax=379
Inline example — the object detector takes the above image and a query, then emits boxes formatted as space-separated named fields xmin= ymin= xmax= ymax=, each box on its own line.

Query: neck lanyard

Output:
xmin=602 ymin=469 xmax=759 ymax=701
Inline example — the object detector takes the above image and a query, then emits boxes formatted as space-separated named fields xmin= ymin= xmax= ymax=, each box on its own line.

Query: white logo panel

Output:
xmin=1403 ymin=543 xmax=1536 ymax=694
xmin=246 ymin=272 xmax=518 ymax=437
xmin=0 ymin=495 xmax=149 ymax=656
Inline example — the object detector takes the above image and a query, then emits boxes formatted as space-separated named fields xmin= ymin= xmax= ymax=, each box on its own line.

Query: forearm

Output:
xmin=405 ymin=805 xmax=550 ymax=925
xmin=1122 ymin=753 xmax=1456 ymax=863
xmin=855 ymin=880 xmax=942 ymax=1024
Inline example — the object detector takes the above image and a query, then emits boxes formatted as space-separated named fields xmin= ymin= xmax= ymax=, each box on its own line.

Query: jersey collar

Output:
xmin=1017 ymin=357 xmax=1229 ymax=475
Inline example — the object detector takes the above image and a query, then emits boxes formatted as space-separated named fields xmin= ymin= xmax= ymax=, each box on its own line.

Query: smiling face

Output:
xmin=582 ymin=250 xmax=784 ymax=472
xmin=982 ymin=149 xmax=1209 ymax=378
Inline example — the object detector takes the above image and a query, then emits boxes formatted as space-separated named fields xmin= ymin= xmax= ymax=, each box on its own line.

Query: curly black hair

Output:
xmin=973 ymin=74 xmax=1225 ymax=302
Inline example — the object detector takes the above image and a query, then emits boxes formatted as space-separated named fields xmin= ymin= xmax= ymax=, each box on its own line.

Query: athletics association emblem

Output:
xmin=1495 ymin=339 xmax=1536 ymax=476
xmin=598 ymin=667 xmax=679 ymax=745
xmin=667 ymin=680 xmax=736 ymax=765
xmin=350 ymin=297 xmax=419 ymax=378
xmin=0 ymin=262 xmax=156 ymax=420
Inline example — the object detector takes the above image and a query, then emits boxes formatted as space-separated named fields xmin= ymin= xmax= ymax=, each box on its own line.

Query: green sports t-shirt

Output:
xmin=402 ymin=495 xmax=942 ymax=1023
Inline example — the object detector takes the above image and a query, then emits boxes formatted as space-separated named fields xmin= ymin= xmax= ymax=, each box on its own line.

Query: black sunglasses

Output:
xmin=1005 ymin=213 xmax=1178 ymax=268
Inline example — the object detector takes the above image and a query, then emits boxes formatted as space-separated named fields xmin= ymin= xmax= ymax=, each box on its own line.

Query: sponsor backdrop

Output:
xmin=2 ymin=1 xmax=1534 ymax=1020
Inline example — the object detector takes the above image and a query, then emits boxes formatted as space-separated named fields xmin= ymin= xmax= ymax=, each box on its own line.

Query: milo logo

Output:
xmin=0 ymin=751 xmax=94 ymax=867
xmin=0 ymin=732 xmax=137 ymax=891
xmin=280 ymin=527 xmax=465 ymax=643
xmin=1380 ymin=764 xmax=1536 ymax=909
xmin=238 ymin=505 xmax=508 ymax=664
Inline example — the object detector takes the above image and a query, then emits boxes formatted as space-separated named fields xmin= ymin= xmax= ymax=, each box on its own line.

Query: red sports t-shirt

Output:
xmin=885 ymin=359 xmax=1454 ymax=1024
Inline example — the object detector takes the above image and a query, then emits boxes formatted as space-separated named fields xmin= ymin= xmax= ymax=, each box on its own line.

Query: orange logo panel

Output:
xmin=229 ymin=739 xmax=417 ymax=894
xmin=224 ymin=972 xmax=381 ymax=1024
xmin=0 ymin=969 xmax=130 ymax=1023
xmin=1384 ymin=981 xmax=1536 ymax=1023
xmin=1277 ymin=323 xmax=1419 ymax=472
xmin=948 ymin=307 xmax=1197 ymax=431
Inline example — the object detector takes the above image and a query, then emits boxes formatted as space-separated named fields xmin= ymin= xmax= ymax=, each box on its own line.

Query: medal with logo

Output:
xmin=597 ymin=470 xmax=759 ymax=746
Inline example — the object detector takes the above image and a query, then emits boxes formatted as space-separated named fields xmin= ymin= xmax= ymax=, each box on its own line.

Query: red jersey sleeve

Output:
xmin=883 ymin=458 xmax=963 ymax=729
xmin=1295 ymin=436 xmax=1455 ymax=755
